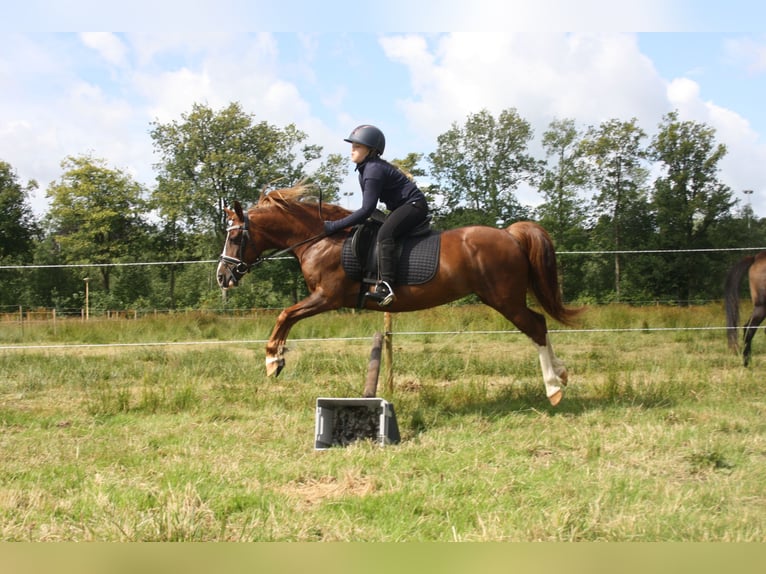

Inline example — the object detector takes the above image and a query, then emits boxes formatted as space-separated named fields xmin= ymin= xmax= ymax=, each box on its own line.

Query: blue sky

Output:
xmin=3 ymin=1 xmax=766 ymax=217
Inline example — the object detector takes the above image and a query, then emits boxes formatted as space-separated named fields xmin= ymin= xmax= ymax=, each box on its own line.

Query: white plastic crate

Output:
xmin=314 ymin=397 xmax=400 ymax=449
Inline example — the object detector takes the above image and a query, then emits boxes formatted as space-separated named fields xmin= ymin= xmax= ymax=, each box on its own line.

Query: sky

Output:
xmin=3 ymin=1 xmax=766 ymax=218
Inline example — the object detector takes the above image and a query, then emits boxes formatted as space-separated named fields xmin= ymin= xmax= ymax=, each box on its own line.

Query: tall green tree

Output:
xmin=151 ymin=102 xmax=280 ymax=237
xmin=0 ymin=161 xmax=39 ymax=262
xmin=150 ymin=102 xmax=345 ymax=238
xmin=428 ymin=108 xmax=540 ymax=228
xmin=650 ymin=110 xmax=736 ymax=304
xmin=0 ymin=160 xmax=40 ymax=308
xmin=537 ymin=118 xmax=589 ymax=243
xmin=579 ymin=118 xmax=650 ymax=300
xmin=535 ymin=119 xmax=590 ymax=301
xmin=46 ymin=154 xmax=148 ymax=293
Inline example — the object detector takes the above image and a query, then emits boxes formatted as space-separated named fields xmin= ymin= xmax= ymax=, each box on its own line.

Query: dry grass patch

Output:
xmin=279 ymin=471 xmax=380 ymax=510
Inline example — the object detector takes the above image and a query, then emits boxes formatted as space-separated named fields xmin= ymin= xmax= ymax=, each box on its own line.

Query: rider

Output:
xmin=323 ymin=125 xmax=429 ymax=306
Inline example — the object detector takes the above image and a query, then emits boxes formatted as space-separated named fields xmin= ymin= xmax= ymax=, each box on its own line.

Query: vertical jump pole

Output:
xmin=384 ymin=312 xmax=393 ymax=394
xmin=363 ymin=331 xmax=383 ymax=398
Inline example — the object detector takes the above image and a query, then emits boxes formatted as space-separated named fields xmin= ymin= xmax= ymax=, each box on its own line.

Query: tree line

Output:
xmin=1 ymin=102 xmax=763 ymax=315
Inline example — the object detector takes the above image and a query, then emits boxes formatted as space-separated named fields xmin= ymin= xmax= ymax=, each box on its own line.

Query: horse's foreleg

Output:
xmin=265 ymin=350 xmax=286 ymax=377
xmin=265 ymin=307 xmax=301 ymax=376
xmin=265 ymin=292 xmax=336 ymax=376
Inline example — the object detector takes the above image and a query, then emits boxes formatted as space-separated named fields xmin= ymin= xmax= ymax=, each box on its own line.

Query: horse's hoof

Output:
xmin=548 ymin=389 xmax=563 ymax=407
xmin=265 ymin=357 xmax=285 ymax=377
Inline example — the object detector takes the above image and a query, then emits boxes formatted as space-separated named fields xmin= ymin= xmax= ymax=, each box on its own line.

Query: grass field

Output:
xmin=1 ymin=303 xmax=765 ymax=541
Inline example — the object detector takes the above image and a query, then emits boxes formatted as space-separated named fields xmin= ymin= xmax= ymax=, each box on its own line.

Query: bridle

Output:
xmin=218 ymin=210 xmax=327 ymax=286
xmin=218 ymin=212 xmax=254 ymax=285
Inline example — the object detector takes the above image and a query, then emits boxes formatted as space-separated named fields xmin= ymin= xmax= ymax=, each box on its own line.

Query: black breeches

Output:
xmin=378 ymin=200 xmax=428 ymax=243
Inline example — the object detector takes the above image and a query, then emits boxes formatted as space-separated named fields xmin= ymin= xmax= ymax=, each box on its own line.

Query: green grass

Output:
xmin=1 ymin=303 xmax=765 ymax=540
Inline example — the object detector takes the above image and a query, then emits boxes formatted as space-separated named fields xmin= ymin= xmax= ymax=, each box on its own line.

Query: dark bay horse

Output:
xmin=724 ymin=250 xmax=766 ymax=366
xmin=216 ymin=185 xmax=580 ymax=405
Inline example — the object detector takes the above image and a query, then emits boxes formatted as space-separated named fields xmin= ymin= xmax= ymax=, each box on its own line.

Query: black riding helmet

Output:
xmin=344 ymin=124 xmax=385 ymax=156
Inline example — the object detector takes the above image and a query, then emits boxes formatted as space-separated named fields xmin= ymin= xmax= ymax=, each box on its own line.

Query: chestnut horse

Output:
xmin=724 ymin=250 xmax=766 ymax=366
xmin=216 ymin=185 xmax=579 ymax=405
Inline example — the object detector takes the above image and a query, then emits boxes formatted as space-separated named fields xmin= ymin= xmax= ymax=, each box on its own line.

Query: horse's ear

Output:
xmin=258 ymin=185 xmax=268 ymax=203
xmin=233 ymin=201 xmax=244 ymax=220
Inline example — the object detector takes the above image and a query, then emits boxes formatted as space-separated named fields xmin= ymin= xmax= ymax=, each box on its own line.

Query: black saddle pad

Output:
xmin=341 ymin=231 xmax=441 ymax=285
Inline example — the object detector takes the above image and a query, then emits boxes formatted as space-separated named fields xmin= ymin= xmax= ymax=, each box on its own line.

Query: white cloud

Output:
xmin=724 ymin=36 xmax=766 ymax=74
xmin=383 ymin=33 xmax=668 ymax=149
xmin=79 ymin=32 xmax=127 ymax=67
xmin=382 ymin=32 xmax=766 ymax=212
xmin=135 ymin=67 xmax=214 ymax=123
xmin=667 ymin=77 xmax=701 ymax=104
xmin=666 ymin=75 xmax=766 ymax=209
xmin=0 ymin=33 xmax=328 ymax=214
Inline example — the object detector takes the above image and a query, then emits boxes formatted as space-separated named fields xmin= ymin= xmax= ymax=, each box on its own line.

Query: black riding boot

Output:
xmin=366 ymin=237 xmax=397 ymax=306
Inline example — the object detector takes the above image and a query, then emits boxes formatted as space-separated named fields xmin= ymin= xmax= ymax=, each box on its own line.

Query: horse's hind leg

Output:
xmin=492 ymin=302 xmax=568 ymax=406
xmin=742 ymin=304 xmax=766 ymax=367
xmin=535 ymin=332 xmax=568 ymax=406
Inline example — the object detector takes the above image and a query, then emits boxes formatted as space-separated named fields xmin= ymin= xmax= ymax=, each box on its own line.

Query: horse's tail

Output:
xmin=506 ymin=221 xmax=581 ymax=326
xmin=724 ymin=255 xmax=754 ymax=351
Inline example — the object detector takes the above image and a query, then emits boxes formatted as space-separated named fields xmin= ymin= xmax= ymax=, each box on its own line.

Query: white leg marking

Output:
xmin=536 ymin=335 xmax=567 ymax=401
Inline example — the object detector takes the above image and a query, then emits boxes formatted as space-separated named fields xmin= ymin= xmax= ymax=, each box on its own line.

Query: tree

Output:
xmin=650 ymin=110 xmax=736 ymax=304
xmin=536 ymin=119 xmax=590 ymax=242
xmin=578 ymin=118 xmax=650 ymax=300
xmin=0 ymin=161 xmax=40 ymax=309
xmin=150 ymin=102 xmax=346 ymax=237
xmin=428 ymin=108 xmax=540 ymax=228
xmin=151 ymin=102 xmax=280 ymax=237
xmin=46 ymin=154 xmax=148 ymax=293
xmin=535 ymin=119 xmax=590 ymax=300
xmin=0 ymin=160 xmax=39 ymax=261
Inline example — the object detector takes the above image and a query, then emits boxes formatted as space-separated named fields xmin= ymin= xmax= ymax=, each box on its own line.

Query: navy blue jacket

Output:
xmin=324 ymin=156 xmax=426 ymax=234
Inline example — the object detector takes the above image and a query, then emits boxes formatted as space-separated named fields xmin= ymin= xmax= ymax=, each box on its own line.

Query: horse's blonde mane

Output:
xmin=255 ymin=182 xmax=349 ymax=218
xmin=257 ymin=183 xmax=317 ymax=210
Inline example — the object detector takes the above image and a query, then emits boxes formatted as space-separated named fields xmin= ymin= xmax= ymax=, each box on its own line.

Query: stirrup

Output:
xmin=365 ymin=281 xmax=395 ymax=307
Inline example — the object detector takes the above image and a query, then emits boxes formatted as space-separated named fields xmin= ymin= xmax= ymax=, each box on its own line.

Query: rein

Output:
xmin=219 ymin=210 xmax=328 ymax=284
